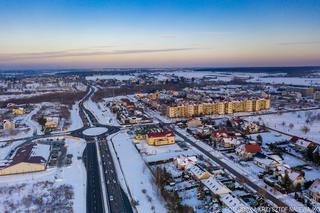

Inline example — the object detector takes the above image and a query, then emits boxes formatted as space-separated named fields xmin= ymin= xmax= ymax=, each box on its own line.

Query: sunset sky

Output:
xmin=0 ymin=0 xmax=319 ymax=69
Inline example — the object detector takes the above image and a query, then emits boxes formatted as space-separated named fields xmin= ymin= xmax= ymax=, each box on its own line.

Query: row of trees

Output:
xmin=154 ymin=167 xmax=194 ymax=213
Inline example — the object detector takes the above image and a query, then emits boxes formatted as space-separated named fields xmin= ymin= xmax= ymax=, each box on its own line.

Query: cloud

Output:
xmin=160 ymin=31 xmax=229 ymax=39
xmin=277 ymin=41 xmax=320 ymax=46
xmin=0 ymin=47 xmax=197 ymax=62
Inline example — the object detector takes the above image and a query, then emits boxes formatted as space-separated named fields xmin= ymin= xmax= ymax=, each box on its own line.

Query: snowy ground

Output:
xmin=0 ymin=136 xmax=87 ymax=213
xmin=83 ymin=96 xmax=120 ymax=126
xmin=109 ymin=131 xmax=167 ymax=213
xmin=67 ymin=101 xmax=83 ymax=131
xmin=249 ymin=132 xmax=291 ymax=145
xmin=246 ymin=110 xmax=320 ymax=144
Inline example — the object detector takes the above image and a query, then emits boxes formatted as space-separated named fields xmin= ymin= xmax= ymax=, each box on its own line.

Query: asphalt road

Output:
xmin=79 ymin=86 xmax=132 ymax=213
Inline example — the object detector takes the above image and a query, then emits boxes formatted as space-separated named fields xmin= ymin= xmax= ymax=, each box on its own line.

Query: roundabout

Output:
xmin=83 ymin=127 xmax=108 ymax=136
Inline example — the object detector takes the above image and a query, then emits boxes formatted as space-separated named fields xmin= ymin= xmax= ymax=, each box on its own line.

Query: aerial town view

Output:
xmin=0 ymin=1 xmax=320 ymax=213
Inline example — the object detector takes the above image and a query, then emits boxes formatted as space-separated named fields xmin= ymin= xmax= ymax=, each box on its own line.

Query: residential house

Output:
xmin=3 ymin=120 xmax=15 ymax=130
xmin=12 ymin=107 xmax=24 ymax=115
xmin=188 ymin=164 xmax=211 ymax=180
xmin=236 ymin=143 xmax=262 ymax=160
xmin=223 ymin=138 xmax=240 ymax=148
xmin=175 ymin=155 xmax=197 ymax=170
xmin=309 ymin=179 xmax=320 ymax=202
xmin=45 ymin=117 xmax=59 ymax=129
xmin=187 ymin=118 xmax=202 ymax=128
xmin=201 ymin=176 xmax=231 ymax=195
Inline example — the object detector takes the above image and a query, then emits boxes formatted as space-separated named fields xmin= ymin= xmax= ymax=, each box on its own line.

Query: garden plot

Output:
xmin=249 ymin=132 xmax=291 ymax=145
xmin=246 ymin=110 xmax=320 ymax=144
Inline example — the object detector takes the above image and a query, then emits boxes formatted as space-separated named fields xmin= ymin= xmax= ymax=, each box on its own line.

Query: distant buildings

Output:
xmin=167 ymin=98 xmax=271 ymax=118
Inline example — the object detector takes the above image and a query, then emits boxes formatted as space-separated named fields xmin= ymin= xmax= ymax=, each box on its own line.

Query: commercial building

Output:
xmin=0 ymin=143 xmax=49 ymax=176
xmin=146 ymin=131 xmax=175 ymax=146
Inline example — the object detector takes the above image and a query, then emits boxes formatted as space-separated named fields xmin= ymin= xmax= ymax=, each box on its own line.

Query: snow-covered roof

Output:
xmin=288 ymin=171 xmax=303 ymax=181
xmin=201 ymin=176 xmax=231 ymax=195
xmin=220 ymin=193 xmax=255 ymax=213
xmin=295 ymin=140 xmax=311 ymax=148
xmin=176 ymin=155 xmax=197 ymax=167
xmin=254 ymin=157 xmax=274 ymax=166
xmin=309 ymin=179 xmax=320 ymax=193
xmin=31 ymin=143 xmax=50 ymax=161
xmin=188 ymin=165 xmax=209 ymax=178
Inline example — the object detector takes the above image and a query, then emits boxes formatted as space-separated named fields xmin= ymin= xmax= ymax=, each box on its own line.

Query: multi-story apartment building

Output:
xmin=166 ymin=98 xmax=271 ymax=118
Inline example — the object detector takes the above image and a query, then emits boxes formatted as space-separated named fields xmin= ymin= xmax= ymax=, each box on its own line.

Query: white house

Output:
xmin=309 ymin=179 xmax=320 ymax=202
xmin=187 ymin=164 xmax=211 ymax=180
xmin=201 ymin=176 xmax=231 ymax=195
xmin=175 ymin=155 xmax=197 ymax=170
xmin=220 ymin=193 xmax=255 ymax=213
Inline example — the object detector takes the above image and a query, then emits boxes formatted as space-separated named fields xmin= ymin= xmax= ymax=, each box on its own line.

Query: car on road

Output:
xmin=109 ymin=195 xmax=114 ymax=201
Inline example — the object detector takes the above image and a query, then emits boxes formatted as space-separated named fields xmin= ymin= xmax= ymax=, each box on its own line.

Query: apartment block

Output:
xmin=166 ymin=98 xmax=271 ymax=118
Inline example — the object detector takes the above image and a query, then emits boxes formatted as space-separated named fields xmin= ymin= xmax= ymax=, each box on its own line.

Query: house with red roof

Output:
xmin=146 ymin=131 xmax=175 ymax=146
xmin=236 ymin=143 xmax=262 ymax=159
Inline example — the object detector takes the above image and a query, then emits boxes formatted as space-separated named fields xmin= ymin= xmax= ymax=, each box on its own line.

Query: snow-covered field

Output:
xmin=67 ymin=101 xmax=83 ymax=131
xmin=83 ymin=96 xmax=120 ymax=126
xmin=249 ymin=132 xmax=291 ymax=145
xmin=0 ymin=136 xmax=87 ymax=213
xmin=109 ymin=131 xmax=167 ymax=213
xmin=248 ymin=76 xmax=320 ymax=86
xmin=86 ymin=74 xmax=134 ymax=81
xmin=246 ymin=110 xmax=320 ymax=144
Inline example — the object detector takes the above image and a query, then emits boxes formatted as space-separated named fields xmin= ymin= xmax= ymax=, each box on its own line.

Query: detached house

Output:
xmin=309 ymin=179 xmax=320 ymax=202
xmin=3 ymin=120 xmax=15 ymax=130
xmin=12 ymin=107 xmax=24 ymax=115
xmin=188 ymin=164 xmax=211 ymax=180
xmin=236 ymin=143 xmax=262 ymax=160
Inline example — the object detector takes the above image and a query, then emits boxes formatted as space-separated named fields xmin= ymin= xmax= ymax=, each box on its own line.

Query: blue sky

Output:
xmin=0 ymin=0 xmax=319 ymax=68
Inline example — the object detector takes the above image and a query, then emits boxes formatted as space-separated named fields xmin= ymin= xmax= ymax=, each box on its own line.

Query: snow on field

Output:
xmin=0 ymin=92 xmax=52 ymax=101
xmin=249 ymin=132 xmax=291 ymax=145
xmin=0 ymin=136 xmax=87 ymax=213
xmin=83 ymin=96 xmax=120 ymax=126
xmin=86 ymin=74 xmax=134 ymax=81
xmin=248 ymin=76 xmax=320 ymax=86
xmin=110 ymin=131 xmax=167 ymax=213
xmin=67 ymin=101 xmax=83 ymax=131
xmin=282 ymin=154 xmax=305 ymax=167
xmin=246 ymin=110 xmax=320 ymax=144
